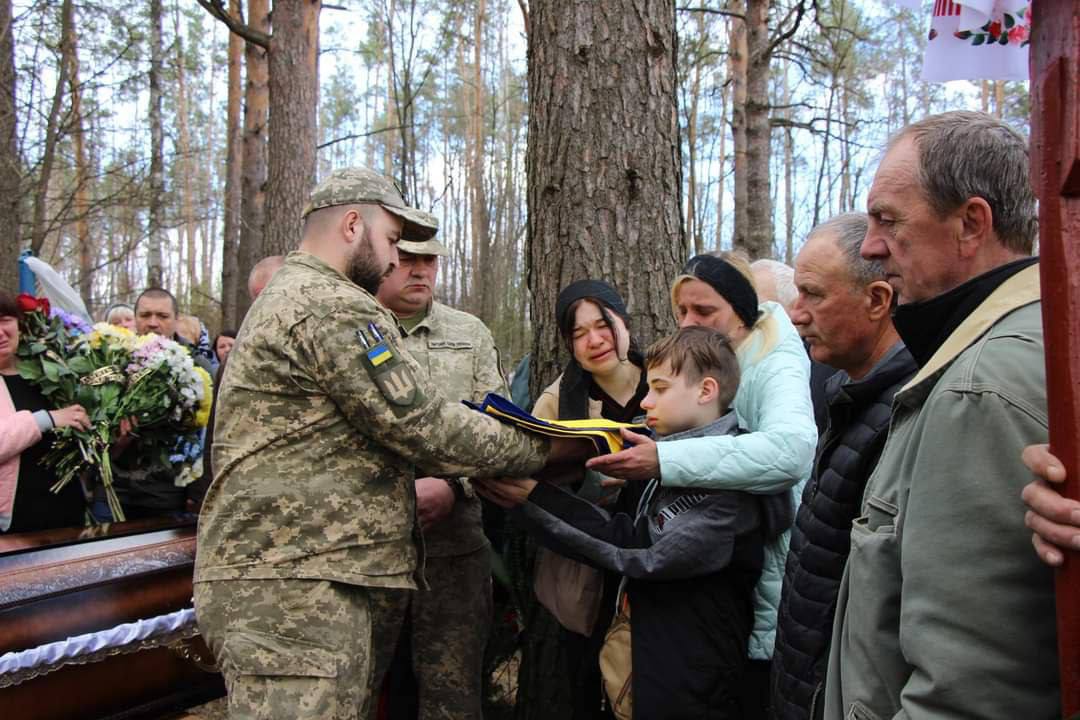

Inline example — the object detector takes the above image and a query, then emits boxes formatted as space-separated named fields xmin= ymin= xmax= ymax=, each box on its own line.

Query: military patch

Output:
xmin=359 ymin=327 xmax=425 ymax=416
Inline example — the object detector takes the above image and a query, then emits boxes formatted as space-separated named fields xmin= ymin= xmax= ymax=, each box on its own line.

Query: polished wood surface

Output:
xmin=0 ymin=516 xmax=225 ymax=719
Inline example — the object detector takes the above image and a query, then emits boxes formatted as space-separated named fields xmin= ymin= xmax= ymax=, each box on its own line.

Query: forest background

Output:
xmin=0 ymin=0 xmax=1029 ymax=368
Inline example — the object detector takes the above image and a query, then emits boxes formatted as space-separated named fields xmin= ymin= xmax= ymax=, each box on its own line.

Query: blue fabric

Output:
xmin=656 ymin=301 xmax=817 ymax=660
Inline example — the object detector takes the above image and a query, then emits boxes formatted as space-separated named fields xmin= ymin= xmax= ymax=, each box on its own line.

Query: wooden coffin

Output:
xmin=0 ymin=517 xmax=225 ymax=720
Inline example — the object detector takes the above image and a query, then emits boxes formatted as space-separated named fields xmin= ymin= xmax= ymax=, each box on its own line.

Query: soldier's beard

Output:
xmin=346 ymin=232 xmax=392 ymax=295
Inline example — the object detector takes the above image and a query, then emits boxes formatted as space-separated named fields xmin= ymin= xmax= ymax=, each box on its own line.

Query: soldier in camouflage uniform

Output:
xmin=376 ymin=230 xmax=504 ymax=719
xmin=194 ymin=166 xmax=566 ymax=720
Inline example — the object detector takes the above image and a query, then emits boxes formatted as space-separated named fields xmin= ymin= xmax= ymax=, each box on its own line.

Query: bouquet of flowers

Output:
xmin=15 ymin=295 xmax=213 ymax=522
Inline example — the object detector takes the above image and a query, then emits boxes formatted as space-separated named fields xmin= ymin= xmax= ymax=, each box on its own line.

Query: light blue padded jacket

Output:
xmin=656 ymin=301 xmax=817 ymax=659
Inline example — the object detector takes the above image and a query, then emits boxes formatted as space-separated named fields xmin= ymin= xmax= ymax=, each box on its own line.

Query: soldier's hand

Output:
xmin=416 ymin=476 xmax=455 ymax=530
xmin=535 ymin=436 xmax=593 ymax=485
xmin=474 ymin=478 xmax=537 ymax=508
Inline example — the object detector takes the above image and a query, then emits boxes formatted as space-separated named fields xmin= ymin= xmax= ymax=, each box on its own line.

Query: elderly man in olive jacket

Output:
xmin=824 ymin=112 xmax=1058 ymax=719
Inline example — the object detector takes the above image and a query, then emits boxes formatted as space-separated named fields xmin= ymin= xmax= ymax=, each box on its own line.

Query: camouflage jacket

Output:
xmin=195 ymin=252 xmax=547 ymax=589
xmin=399 ymin=301 xmax=507 ymax=557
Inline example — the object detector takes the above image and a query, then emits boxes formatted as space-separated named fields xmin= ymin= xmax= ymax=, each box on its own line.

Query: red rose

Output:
xmin=989 ymin=20 xmax=1002 ymax=38
xmin=16 ymin=293 xmax=50 ymax=316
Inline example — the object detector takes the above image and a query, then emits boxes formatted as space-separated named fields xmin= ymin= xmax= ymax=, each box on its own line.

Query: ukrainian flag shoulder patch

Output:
xmin=367 ymin=345 xmax=393 ymax=367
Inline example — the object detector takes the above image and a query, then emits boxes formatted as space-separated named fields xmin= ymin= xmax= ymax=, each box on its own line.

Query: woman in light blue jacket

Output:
xmin=588 ymin=252 xmax=817 ymax=719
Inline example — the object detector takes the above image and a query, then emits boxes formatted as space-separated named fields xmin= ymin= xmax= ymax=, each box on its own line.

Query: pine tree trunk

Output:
xmin=471 ymin=0 xmax=493 ymax=323
xmin=782 ymin=59 xmax=794 ymax=264
xmin=147 ymin=0 xmax=166 ymax=287
xmin=0 ymin=0 xmax=20 ymax=292
xmin=744 ymin=0 xmax=772 ymax=259
xmin=237 ymin=0 xmax=269 ymax=319
xmin=64 ymin=0 xmax=92 ymax=309
xmin=263 ymin=0 xmax=320 ymax=258
xmin=522 ymin=4 xmax=684 ymax=714
xmin=30 ymin=0 xmax=74 ymax=257
xmin=728 ymin=0 xmax=749 ymax=254
xmin=221 ymin=0 xmax=244 ymax=328
xmin=526 ymin=0 xmax=685 ymax=411
xmin=174 ymin=3 xmax=198 ymax=305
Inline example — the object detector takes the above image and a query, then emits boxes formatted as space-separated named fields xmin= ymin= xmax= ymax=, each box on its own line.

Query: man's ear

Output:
xmin=699 ymin=376 xmax=720 ymax=406
xmin=342 ymin=208 xmax=364 ymax=244
xmin=958 ymin=197 xmax=993 ymax=259
xmin=866 ymin=280 xmax=894 ymax=321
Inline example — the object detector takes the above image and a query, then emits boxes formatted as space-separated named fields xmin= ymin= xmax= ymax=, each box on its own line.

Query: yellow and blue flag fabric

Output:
xmin=463 ymin=393 xmax=647 ymax=455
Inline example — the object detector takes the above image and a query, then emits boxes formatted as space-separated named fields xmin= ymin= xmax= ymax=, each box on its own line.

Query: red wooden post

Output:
xmin=1030 ymin=2 xmax=1080 ymax=716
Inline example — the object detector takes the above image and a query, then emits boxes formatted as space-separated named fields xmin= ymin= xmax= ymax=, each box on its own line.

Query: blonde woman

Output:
xmin=589 ymin=252 xmax=817 ymax=719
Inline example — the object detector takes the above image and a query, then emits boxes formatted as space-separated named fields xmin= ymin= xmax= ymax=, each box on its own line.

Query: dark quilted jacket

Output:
xmin=770 ymin=342 xmax=916 ymax=720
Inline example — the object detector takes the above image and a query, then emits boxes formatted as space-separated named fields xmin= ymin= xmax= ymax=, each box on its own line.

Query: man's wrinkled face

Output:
xmin=862 ymin=137 xmax=965 ymax=304
xmin=376 ymin=250 xmax=438 ymax=316
xmin=346 ymin=207 xmax=402 ymax=295
xmin=135 ymin=296 xmax=177 ymax=337
xmin=791 ymin=233 xmax=877 ymax=371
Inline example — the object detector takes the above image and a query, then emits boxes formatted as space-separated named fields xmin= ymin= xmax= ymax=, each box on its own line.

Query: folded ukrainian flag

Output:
xmin=463 ymin=393 xmax=647 ymax=454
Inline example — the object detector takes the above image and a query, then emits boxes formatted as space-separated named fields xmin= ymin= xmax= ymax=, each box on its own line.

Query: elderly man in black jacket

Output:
xmin=770 ymin=213 xmax=917 ymax=720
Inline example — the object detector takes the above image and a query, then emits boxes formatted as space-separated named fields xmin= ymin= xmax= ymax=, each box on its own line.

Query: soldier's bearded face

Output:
xmin=346 ymin=230 xmax=388 ymax=294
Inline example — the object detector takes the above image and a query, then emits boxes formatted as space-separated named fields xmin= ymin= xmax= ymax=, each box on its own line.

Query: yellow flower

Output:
xmin=193 ymin=365 xmax=214 ymax=428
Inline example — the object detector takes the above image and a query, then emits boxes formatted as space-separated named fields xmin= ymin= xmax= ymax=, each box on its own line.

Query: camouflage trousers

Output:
xmin=194 ymin=578 xmax=410 ymax=720
xmin=409 ymin=547 xmax=493 ymax=720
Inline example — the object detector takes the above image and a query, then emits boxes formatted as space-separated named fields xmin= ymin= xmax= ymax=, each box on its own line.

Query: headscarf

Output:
xmin=682 ymin=255 xmax=759 ymax=328
xmin=554 ymin=280 xmax=639 ymax=420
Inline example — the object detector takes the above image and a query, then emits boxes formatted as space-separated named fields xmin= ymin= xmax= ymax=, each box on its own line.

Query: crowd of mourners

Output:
xmin=1 ymin=110 xmax=1075 ymax=720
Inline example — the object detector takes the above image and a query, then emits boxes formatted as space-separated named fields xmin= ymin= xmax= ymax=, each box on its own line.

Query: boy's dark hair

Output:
xmin=645 ymin=326 xmax=740 ymax=411
xmin=135 ymin=287 xmax=178 ymax=316
xmin=0 ymin=290 xmax=22 ymax=321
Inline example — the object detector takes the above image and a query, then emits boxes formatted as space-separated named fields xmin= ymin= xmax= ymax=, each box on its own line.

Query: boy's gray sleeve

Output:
xmin=516 ymin=484 xmax=749 ymax=580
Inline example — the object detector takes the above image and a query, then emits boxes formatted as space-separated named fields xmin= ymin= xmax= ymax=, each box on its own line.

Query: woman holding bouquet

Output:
xmin=0 ymin=291 xmax=91 ymax=533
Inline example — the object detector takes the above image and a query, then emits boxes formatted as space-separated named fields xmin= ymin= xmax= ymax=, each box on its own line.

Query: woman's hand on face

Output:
xmin=51 ymin=404 xmax=91 ymax=432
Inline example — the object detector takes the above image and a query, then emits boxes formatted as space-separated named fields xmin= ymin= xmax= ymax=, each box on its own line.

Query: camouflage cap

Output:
xmin=302 ymin=166 xmax=439 ymax=240
xmin=398 ymin=212 xmax=449 ymax=257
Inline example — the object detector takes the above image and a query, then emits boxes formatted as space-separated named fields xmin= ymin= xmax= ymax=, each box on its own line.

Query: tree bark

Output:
xmin=471 ymin=0 xmax=493 ymax=323
xmin=147 ymin=0 xmax=166 ymax=287
xmin=64 ymin=0 xmax=92 ymax=308
xmin=526 ymin=0 xmax=685 ymax=403
xmin=30 ymin=0 xmax=74 ymax=257
xmin=174 ymin=2 xmax=198 ymax=304
xmin=522 ymin=5 xmax=685 ymax=712
xmin=237 ymin=0 xmax=268 ymax=319
xmin=743 ymin=0 xmax=772 ymax=258
xmin=263 ymin=0 xmax=320 ymax=258
xmin=728 ymin=0 xmax=748 ymax=254
xmin=221 ymin=0 xmax=244 ymax=328
xmin=0 ymin=0 xmax=19 ymax=292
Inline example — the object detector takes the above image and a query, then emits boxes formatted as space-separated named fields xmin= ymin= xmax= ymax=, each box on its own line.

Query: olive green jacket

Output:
xmin=825 ymin=264 xmax=1058 ymax=719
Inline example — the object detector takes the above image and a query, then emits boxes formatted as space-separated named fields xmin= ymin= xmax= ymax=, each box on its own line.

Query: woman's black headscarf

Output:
xmin=681 ymin=254 xmax=759 ymax=329
xmin=554 ymin=279 xmax=641 ymax=420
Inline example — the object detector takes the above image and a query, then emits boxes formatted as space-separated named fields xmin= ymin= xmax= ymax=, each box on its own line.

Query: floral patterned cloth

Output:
xmin=887 ymin=0 xmax=1030 ymax=82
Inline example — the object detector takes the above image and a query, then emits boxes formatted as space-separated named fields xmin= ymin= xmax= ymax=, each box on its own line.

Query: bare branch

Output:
xmin=194 ymin=0 xmax=269 ymax=48
xmin=678 ymin=6 xmax=745 ymax=20
xmin=317 ymin=124 xmax=416 ymax=150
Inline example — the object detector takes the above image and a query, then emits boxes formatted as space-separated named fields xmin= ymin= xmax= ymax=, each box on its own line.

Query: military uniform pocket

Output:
xmin=222 ymin=629 xmax=340 ymax=678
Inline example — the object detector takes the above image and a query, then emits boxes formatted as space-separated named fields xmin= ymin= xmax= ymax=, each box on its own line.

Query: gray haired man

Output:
xmin=772 ymin=213 xmax=916 ymax=720
xmin=824 ymin=112 xmax=1058 ymax=718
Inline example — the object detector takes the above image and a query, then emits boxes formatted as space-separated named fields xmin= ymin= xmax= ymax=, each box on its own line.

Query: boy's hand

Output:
xmin=474 ymin=478 xmax=537 ymax=508
xmin=588 ymin=428 xmax=659 ymax=485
